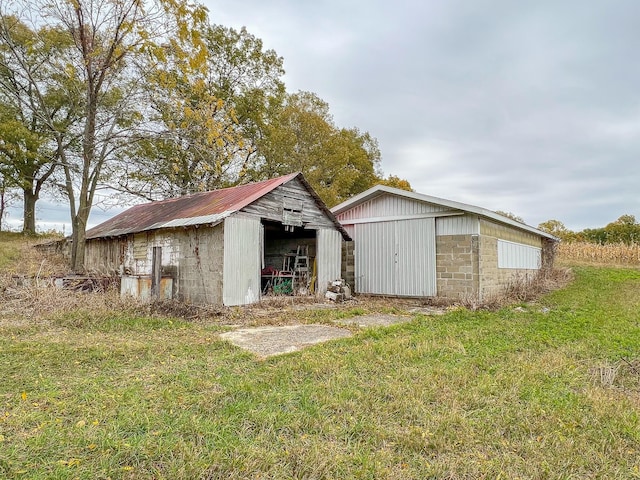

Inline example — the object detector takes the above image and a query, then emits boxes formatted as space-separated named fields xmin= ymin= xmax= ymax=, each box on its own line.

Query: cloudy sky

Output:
xmin=10 ymin=0 xmax=640 ymax=232
xmin=201 ymin=0 xmax=640 ymax=231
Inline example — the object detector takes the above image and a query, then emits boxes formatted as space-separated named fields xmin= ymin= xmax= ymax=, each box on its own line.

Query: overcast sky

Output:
xmin=202 ymin=0 xmax=640 ymax=231
xmin=10 ymin=0 xmax=640 ymax=232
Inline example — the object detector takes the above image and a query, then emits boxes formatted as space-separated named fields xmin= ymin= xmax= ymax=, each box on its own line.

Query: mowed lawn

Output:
xmin=1 ymin=257 xmax=640 ymax=478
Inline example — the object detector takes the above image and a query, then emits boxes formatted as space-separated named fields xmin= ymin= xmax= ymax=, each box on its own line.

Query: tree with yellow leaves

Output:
xmin=0 ymin=0 xmax=208 ymax=270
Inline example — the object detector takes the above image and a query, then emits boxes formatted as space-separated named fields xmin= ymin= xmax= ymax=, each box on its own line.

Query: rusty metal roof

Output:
xmin=86 ymin=173 xmax=350 ymax=240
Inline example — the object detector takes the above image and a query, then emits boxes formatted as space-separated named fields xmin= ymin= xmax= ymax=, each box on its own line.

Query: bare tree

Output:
xmin=0 ymin=0 xmax=207 ymax=270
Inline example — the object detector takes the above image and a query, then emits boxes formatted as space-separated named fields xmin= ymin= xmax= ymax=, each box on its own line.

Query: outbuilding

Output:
xmin=331 ymin=185 xmax=556 ymax=301
xmin=84 ymin=173 xmax=349 ymax=306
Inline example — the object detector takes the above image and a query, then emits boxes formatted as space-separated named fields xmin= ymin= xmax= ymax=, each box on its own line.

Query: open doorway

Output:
xmin=261 ymin=220 xmax=316 ymax=296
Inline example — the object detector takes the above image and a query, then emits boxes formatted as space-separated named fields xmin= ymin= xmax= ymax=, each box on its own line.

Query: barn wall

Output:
xmin=174 ymin=225 xmax=224 ymax=305
xmin=336 ymin=193 xmax=450 ymax=222
xmin=478 ymin=219 xmax=542 ymax=300
xmin=108 ymin=225 xmax=224 ymax=304
xmin=85 ymin=237 xmax=128 ymax=273
xmin=242 ymin=177 xmax=335 ymax=230
xmin=223 ymin=216 xmax=261 ymax=306
xmin=435 ymin=215 xmax=479 ymax=236
xmin=317 ymin=228 xmax=342 ymax=295
xmin=341 ymin=241 xmax=355 ymax=288
xmin=479 ymin=219 xmax=542 ymax=248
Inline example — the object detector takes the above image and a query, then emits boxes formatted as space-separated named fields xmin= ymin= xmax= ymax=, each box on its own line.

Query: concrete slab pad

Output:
xmin=337 ymin=313 xmax=412 ymax=328
xmin=219 ymin=324 xmax=352 ymax=358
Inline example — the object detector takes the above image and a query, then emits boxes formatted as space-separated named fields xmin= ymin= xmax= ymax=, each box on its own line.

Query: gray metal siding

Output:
xmin=355 ymin=222 xmax=396 ymax=295
xmin=338 ymin=193 xmax=449 ymax=222
xmin=396 ymin=218 xmax=436 ymax=296
xmin=316 ymin=229 xmax=342 ymax=295
xmin=497 ymin=240 xmax=542 ymax=269
xmin=354 ymin=218 xmax=436 ymax=297
xmin=436 ymin=215 xmax=479 ymax=236
xmin=223 ymin=216 xmax=261 ymax=306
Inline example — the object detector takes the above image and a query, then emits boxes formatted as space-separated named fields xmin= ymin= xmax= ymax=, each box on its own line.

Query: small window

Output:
xmin=283 ymin=196 xmax=303 ymax=229
xmin=497 ymin=240 xmax=541 ymax=269
xmin=133 ymin=233 xmax=148 ymax=260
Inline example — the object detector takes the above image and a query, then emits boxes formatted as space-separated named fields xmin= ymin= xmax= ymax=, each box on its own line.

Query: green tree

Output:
xmin=114 ymin=24 xmax=285 ymax=199
xmin=252 ymin=91 xmax=381 ymax=207
xmin=0 ymin=15 xmax=81 ymax=234
xmin=0 ymin=0 xmax=208 ymax=270
xmin=537 ymin=219 xmax=576 ymax=241
xmin=603 ymin=215 xmax=640 ymax=244
xmin=378 ymin=175 xmax=413 ymax=191
xmin=495 ymin=211 xmax=525 ymax=223
xmin=0 ymin=103 xmax=53 ymax=234
xmin=0 ymin=169 xmax=18 ymax=231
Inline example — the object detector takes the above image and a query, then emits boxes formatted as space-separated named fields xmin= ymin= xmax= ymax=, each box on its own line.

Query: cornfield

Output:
xmin=558 ymin=241 xmax=640 ymax=266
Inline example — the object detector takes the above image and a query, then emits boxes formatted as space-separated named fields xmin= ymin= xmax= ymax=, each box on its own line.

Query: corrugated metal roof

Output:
xmin=331 ymin=185 xmax=557 ymax=241
xmin=87 ymin=173 xmax=299 ymax=239
xmin=86 ymin=173 xmax=350 ymax=240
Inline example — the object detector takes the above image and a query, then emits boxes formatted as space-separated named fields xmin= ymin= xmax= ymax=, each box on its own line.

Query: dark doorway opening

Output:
xmin=261 ymin=220 xmax=316 ymax=296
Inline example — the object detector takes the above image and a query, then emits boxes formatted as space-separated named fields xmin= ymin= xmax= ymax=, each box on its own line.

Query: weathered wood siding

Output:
xmin=85 ymin=237 xmax=128 ymax=273
xmin=86 ymin=224 xmax=224 ymax=304
xmin=241 ymin=177 xmax=335 ymax=230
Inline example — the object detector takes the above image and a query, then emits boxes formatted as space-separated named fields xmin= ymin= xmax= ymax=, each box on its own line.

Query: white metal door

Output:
xmin=354 ymin=218 xmax=436 ymax=297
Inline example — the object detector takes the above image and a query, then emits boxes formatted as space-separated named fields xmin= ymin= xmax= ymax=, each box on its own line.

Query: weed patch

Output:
xmin=1 ymin=235 xmax=640 ymax=478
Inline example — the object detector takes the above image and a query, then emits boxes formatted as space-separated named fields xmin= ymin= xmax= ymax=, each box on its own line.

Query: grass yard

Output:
xmin=1 ymin=235 xmax=640 ymax=479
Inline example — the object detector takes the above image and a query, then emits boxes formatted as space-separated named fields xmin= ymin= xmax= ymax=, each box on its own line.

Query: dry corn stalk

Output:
xmin=558 ymin=242 xmax=640 ymax=265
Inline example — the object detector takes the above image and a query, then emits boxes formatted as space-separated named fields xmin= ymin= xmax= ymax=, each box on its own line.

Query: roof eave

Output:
xmin=331 ymin=185 xmax=557 ymax=241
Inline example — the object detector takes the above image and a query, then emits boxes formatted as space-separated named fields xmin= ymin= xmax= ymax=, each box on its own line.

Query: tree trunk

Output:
xmin=22 ymin=189 xmax=37 ymax=235
xmin=0 ymin=186 xmax=5 ymax=231
xmin=70 ymin=203 xmax=89 ymax=272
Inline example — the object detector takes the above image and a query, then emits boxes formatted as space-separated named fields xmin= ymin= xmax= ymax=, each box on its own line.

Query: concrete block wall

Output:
xmin=341 ymin=241 xmax=355 ymax=288
xmin=435 ymin=234 xmax=479 ymax=299
xmin=479 ymin=219 xmax=543 ymax=300
xmin=479 ymin=219 xmax=542 ymax=248
xmin=478 ymin=235 xmax=499 ymax=299
xmin=88 ymin=225 xmax=224 ymax=304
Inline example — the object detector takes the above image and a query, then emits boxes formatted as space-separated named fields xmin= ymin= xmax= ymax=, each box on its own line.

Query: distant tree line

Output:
xmin=0 ymin=0 xmax=411 ymax=270
xmin=538 ymin=215 xmax=640 ymax=245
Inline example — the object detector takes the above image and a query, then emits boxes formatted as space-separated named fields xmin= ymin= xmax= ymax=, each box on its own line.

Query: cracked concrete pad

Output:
xmin=219 ymin=324 xmax=352 ymax=358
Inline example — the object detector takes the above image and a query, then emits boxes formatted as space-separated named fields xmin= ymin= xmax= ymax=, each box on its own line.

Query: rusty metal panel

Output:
xmin=87 ymin=173 xmax=349 ymax=242
xmin=223 ymin=216 xmax=261 ymax=306
xmin=86 ymin=173 xmax=300 ymax=239
xmin=316 ymin=228 xmax=342 ymax=296
xmin=121 ymin=275 xmax=172 ymax=301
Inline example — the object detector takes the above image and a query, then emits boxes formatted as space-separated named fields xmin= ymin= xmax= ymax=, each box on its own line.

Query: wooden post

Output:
xmin=151 ymin=246 xmax=162 ymax=300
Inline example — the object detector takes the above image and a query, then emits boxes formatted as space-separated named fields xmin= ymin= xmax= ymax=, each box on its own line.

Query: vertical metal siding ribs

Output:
xmin=223 ymin=216 xmax=261 ymax=306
